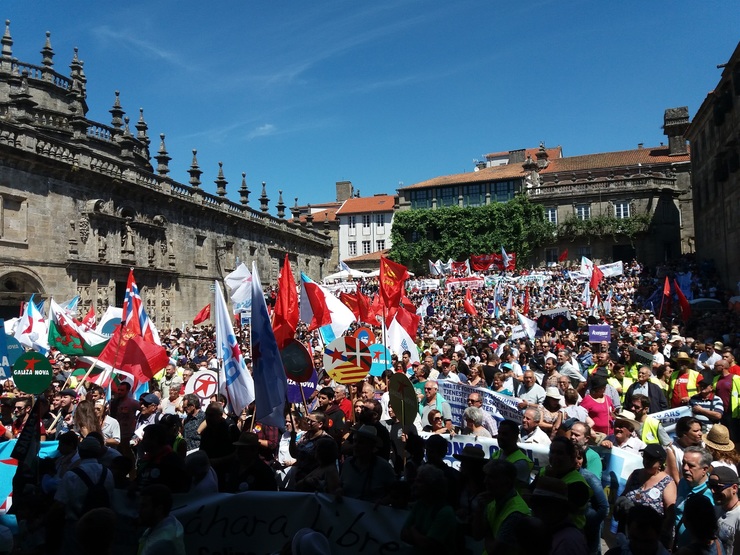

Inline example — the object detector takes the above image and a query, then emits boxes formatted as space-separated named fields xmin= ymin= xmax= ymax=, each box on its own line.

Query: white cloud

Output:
xmin=247 ymin=124 xmax=277 ymax=140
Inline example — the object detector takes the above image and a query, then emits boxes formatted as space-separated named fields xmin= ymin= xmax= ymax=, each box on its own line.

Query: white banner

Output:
xmin=438 ymin=381 xmax=522 ymax=424
xmin=172 ymin=491 xmax=412 ymax=555
xmin=407 ymin=279 xmax=441 ymax=290
xmin=445 ymin=277 xmax=485 ymax=291
xmin=599 ymin=261 xmax=624 ymax=278
xmin=438 ymin=433 xmax=642 ymax=494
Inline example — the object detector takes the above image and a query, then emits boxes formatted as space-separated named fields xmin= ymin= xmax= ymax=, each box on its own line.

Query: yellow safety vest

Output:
xmin=492 ymin=449 xmax=534 ymax=493
xmin=668 ymin=369 xmax=699 ymax=404
xmin=640 ymin=416 xmax=661 ymax=445
xmin=608 ymin=376 xmax=634 ymax=404
xmin=539 ymin=468 xmax=592 ymax=530
xmin=485 ymin=491 xmax=531 ymax=546
xmin=624 ymin=362 xmax=640 ymax=381
xmin=713 ymin=374 xmax=740 ymax=418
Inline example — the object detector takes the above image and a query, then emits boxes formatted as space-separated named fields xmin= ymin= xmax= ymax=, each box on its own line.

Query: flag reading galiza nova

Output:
xmin=214 ymin=281 xmax=254 ymax=415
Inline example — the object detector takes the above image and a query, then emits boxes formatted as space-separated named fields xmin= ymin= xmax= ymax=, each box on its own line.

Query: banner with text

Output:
xmin=438 ymin=381 xmax=521 ymax=424
xmin=172 ymin=491 xmax=412 ymax=555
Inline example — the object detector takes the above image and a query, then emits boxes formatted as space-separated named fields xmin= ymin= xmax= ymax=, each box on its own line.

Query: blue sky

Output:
xmin=5 ymin=2 xmax=739 ymax=212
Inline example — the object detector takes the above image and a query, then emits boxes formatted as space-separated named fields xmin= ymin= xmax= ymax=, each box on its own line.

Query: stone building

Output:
xmin=685 ymin=41 xmax=740 ymax=289
xmin=397 ymin=108 xmax=692 ymax=268
xmin=0 ymin=23 xmax=332 ymax=324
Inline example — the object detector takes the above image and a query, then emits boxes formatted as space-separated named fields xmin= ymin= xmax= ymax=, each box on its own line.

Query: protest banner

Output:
xmin=645 ymin=405 xmax=691 ymax=433
xmin=599 ymin=261 xmax=624 ymax=278
xmin=286 ymin=370 xmax=318 ymax=404
xmin=588 ymin=325 xmax=611 ymax=342
xmin=445 ymin=277 xmax=485 ymax=291
xmin=407 ymin=279 xmax=441 ymax=290
xmin=437 ymin=381 xmax=520 ymax=424
xmin=172 ymin=491 xmax=412 ymax=555
xmin=435 ymin=433 xmax=642 ymax=494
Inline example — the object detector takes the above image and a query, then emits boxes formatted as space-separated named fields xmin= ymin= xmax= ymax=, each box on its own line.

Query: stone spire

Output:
xmin=290 ymin=198 xmax=300 ymax=220
xmin=1 ymin=20 xmax=13 ymax=68
xmin=276 ymin=190 xmax=286 ymax=218
xmin=9 ymin=69 xmax=37 ymax=123
xmin=109 ymin=91 xmax=125 ymax=133
xmin=188 ymin=149 xmax=202 ymax=189
xmin=305 ymin=205 xmax=314 ymax=228
xmin=259 ymin=182 xmax=270 ymax=213
xmin=155 ymin=133 xmax=171 ymax=176
xmin=239 ymin=172 xmax=250 ymax=205
xmin=215 ymin=162 xmax=227 ymax=197
xmin=535 ymin=142 xmax=549 ymax=169
xmin=135 ymin=108 xmax=150 ymax=148
xmin=40 ymin=31 xmax=54 ymax=74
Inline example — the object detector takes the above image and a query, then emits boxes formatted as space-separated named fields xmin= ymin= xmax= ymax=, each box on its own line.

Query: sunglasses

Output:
xmin=709 ymin=481 xmax=734 ymax=492
xmin=432 ymin=417 xmax=443 ymax=422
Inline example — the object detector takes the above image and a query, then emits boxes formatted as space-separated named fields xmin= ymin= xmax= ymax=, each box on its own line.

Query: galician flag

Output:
xmin=215 ymin=280 xmax=255 ymax=415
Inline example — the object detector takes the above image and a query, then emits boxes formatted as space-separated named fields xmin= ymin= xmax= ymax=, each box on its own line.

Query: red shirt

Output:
xmin=337 ymin=398 xmax=352 ymax=421
xmin=672 ymin=374 xmax=690 ymax=408
xmin=729 ymin=364 xmax=740 ymax=378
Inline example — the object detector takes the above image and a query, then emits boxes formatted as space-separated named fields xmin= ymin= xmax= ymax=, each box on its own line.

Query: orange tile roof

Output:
xmin=336 ymin=195 xmax=397 ymax=215
xmin=485 ymin=146 xmax=563 ymax=160
xmin=288 ymin=207 xmax=338 ymax=223
xmin=400 ymin=163 xmax=526 ymax=191
xmin=344 ymin=249 xmax=388 ymax=263
xmin=540 ymin=146 xmax=690 ymax=174
xmin=402 ymin=145 xmax=690 ymax=191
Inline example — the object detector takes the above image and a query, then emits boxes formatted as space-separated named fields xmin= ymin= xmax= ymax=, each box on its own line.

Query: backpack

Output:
xmin=71 ymin=466 xmax=110 ymax=514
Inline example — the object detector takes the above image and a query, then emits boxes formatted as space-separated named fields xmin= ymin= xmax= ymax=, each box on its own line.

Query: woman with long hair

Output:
xmin=467 ymin=365 xmax=485 ymax=388
xmin=73 ymin=399 xmax=101 ymax=438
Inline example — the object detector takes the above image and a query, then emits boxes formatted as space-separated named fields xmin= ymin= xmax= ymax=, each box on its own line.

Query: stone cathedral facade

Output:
xmin=0 ymin=22 xmax=333 ymax=326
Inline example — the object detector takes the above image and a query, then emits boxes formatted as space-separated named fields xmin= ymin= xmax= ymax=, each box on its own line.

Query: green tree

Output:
xmin=388 ymin=195 xmax=554 ymax=272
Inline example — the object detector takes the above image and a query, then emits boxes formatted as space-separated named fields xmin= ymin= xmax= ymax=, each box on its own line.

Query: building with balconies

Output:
xmin=685 ymin=41 xmax=740 ymax=289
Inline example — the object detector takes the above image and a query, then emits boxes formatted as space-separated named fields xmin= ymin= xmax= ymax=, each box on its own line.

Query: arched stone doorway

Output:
xmin=0 ymin=267 xmax=46 ymax=320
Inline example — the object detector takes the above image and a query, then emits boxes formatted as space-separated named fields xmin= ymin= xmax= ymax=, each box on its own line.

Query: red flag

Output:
xmin=81 ymin=305 xmax=96 ymax=329
xmin=463 ymin=289 xmax=477 ymax=316
xmin=379 ymin=256 xmax=409 ymax=308
xmin=339 ymin=292 xmax=360 ymax=320
xmin=395 ymin=305 xmax=420 ymax=341
xmin=401 ymin=293 xmax=416 ymax=312
xmin=97 ymin=324 xmax=168 ymax=384
xmin=523 ymin=288 xmax=530 ymax=316
xmin=369 ymin=294 xmax=383 ymax=324
xmin=272 ymin=255 xmax=299 ymax=350
xmin=662 ymin=276 xmax=671 ymax=297
xmin=558 ymin=249 xmax=568 ymax=263
xmin=589 ymin=265 xmax=604 ymax=291
xmin=674 ymin=279 xmax=692 ymax=323
xmin=356 ymin=287 xmax=371 ymax=325
xmin=192 ymin=304 xmax=211 ymax=325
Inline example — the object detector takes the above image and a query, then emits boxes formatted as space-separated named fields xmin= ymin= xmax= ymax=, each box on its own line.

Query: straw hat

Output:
xmin=545 ymin=387 xmax=563 ymax=401
xmin=704 ymin=424 xmax=736 ymax=452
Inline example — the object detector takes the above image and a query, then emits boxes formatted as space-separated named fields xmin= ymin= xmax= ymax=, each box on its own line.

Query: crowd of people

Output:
xmin=2 ymin=255 xmax=740 ymax=554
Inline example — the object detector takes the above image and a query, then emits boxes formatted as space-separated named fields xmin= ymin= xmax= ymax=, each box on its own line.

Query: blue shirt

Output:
xmin=675 ymin=479 xmax=715 ymax=548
